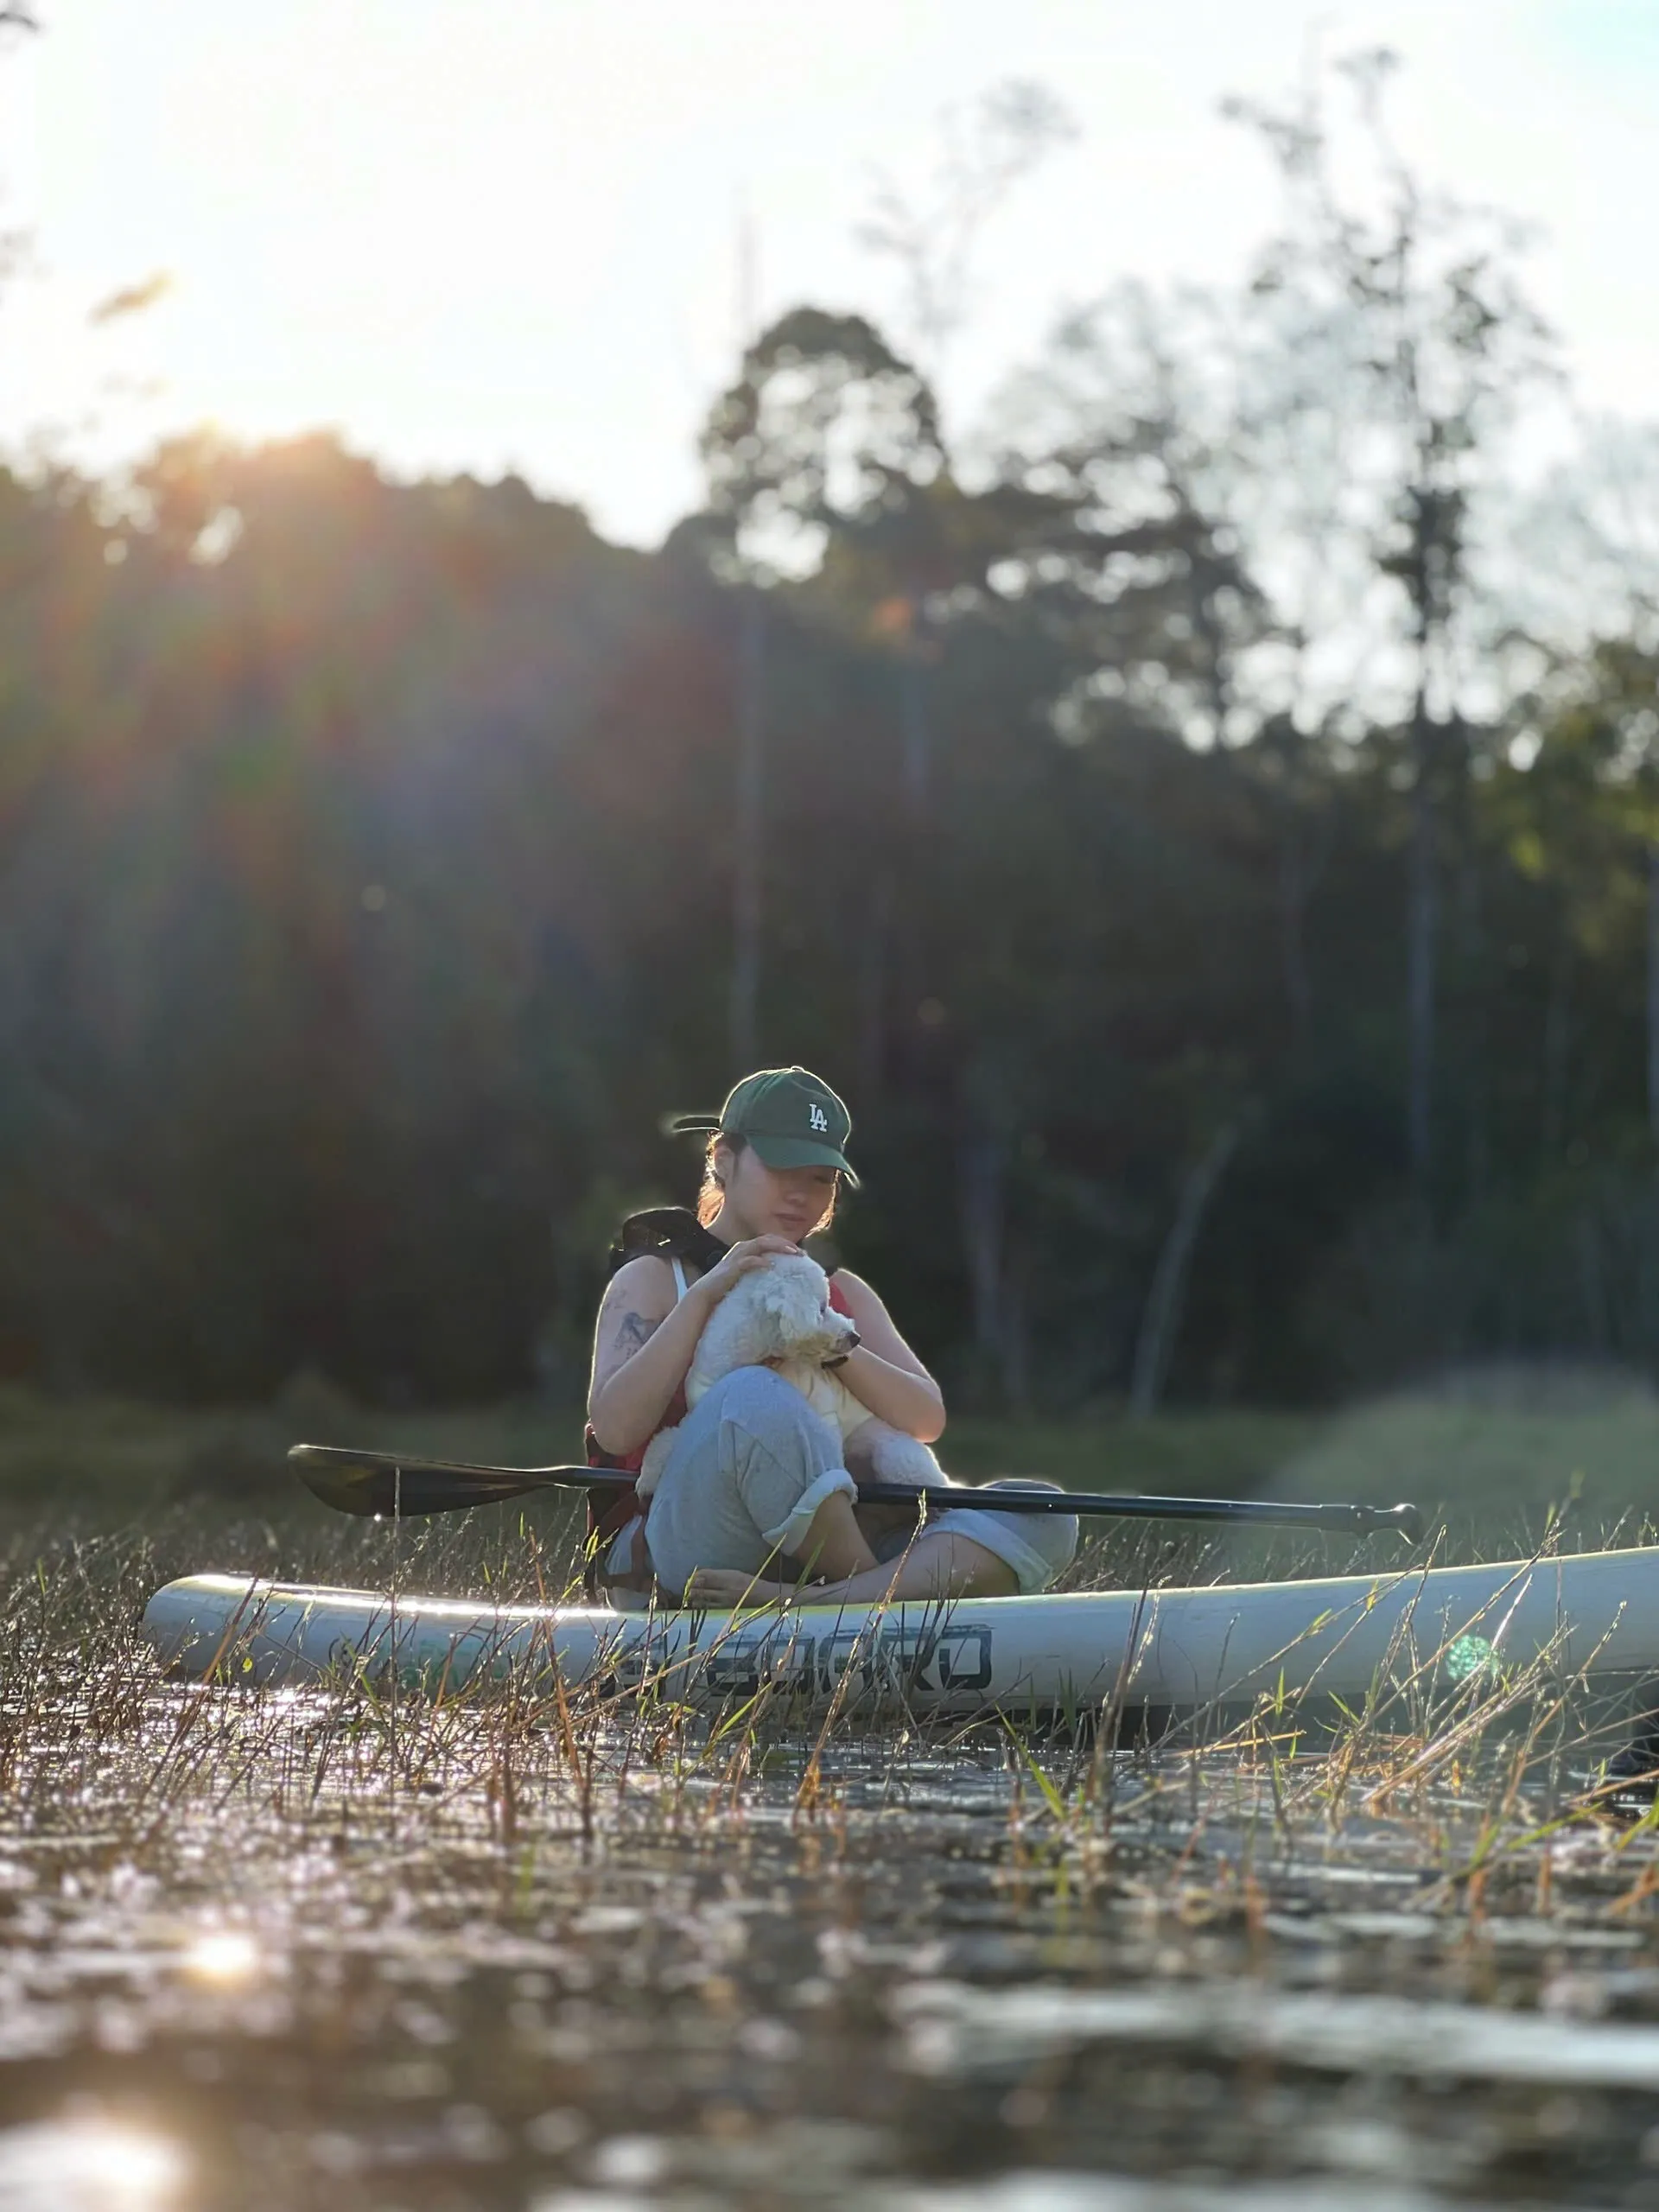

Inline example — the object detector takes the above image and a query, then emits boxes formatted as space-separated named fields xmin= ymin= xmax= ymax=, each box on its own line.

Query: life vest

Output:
xmin=583 ymin=1207 xmax=852 ymax=1594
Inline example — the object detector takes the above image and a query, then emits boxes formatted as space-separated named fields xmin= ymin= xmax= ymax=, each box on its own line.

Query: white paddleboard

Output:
xmin=141 ymin=1546 xmax=1659 ymax=1716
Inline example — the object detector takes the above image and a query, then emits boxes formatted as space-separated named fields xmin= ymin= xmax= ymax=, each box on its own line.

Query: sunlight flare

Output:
xmin=0 ymin=2120 xmax=185 ymax=2209
xmin=181 ymin=1929 xmax=260 ymax=1985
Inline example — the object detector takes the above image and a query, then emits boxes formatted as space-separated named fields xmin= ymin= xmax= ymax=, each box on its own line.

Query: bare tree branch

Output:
xmin=857 ymin=79 xmax=1077 ymax=375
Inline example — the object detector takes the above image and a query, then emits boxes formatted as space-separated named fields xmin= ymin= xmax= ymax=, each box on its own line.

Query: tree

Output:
xmin=857 ymin=79 xmax=1077 ymax=382
xmin=1228 ymin=48 xmax=1556 ymax=1194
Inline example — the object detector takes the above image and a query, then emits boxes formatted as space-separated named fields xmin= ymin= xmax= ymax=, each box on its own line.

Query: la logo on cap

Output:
xmin=809 ymin=1103 xmax=830 ymax=1132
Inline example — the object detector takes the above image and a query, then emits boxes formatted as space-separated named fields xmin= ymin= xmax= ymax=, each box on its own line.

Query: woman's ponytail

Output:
xmin=696 ymin=1133 xmax=745 ymax=1226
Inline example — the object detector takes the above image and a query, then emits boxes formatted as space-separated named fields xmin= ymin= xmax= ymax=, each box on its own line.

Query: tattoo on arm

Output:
xmin=613 ymin=1308 xmax=661 ymax=1356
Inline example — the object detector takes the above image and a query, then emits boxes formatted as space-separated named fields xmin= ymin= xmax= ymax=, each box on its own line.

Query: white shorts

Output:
xmin=891 ymin=1478 xmax=1077 ymax=1595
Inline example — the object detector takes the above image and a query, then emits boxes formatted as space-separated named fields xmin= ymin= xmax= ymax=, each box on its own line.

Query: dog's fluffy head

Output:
xmin=689 ymin=1251 xmax=857 ymax=1387
xmin=738 ymin=1253 xmax=857 ymax=1361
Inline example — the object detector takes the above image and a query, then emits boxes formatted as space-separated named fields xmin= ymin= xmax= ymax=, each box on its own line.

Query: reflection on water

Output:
xmin=179 ymin=1933 xmax=259 ymax=1986
xmin=3 ymin=1716 xmax=1656 ymax=2209
xmin=0 ymin=2121 xmax=183 ymax=2212
xmin=868 ymin=2183 xmax=1511 ymax=2210
xmin=893 ymin=1976 xmax=1659 ymax=2087
xmin=3 ymin=1527 xmax=1659 ymax=2208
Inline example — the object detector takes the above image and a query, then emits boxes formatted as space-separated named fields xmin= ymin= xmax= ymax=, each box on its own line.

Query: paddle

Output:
xmin=289 ymin=1443 xmax=1424 ymax=1541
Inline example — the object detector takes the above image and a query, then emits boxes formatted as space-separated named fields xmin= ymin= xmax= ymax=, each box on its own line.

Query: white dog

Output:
xmin=636 ymin=1253 xmax=947 ymax=1500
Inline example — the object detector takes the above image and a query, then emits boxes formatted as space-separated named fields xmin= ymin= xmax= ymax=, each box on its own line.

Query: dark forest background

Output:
xmin=6 ymin=57 xmax=1659 ymax=1421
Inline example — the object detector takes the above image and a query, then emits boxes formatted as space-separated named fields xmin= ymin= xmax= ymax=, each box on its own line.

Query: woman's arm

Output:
xmin=830 ymin=1269 xmax=946 ymax=1444
xmin=587 ymin=1236 xmax=805 ymax=1457
xmin=586 ymin=1257 xmax=695 ymax=1457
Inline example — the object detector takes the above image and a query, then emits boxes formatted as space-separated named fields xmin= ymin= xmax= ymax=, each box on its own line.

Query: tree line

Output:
xmin=3 ymin=56 xmax=1659 ymax=1414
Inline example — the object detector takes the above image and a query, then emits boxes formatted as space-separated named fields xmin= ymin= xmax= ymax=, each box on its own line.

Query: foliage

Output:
xmin=3 ymin=59 xmax=1659 ymax=1416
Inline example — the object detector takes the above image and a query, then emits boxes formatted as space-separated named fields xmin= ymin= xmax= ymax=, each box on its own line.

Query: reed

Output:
xmin=0 ymin=1501 xmax=1655 ymax=2204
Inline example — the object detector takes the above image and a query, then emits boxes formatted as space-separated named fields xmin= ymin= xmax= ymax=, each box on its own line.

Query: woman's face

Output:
xmin=721 ymin=1144 xmax=837 ymax=1243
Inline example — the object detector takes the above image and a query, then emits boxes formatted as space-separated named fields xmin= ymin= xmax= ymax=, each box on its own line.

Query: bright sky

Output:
xmin=3 ymin=0 xmax=1656 ymax=547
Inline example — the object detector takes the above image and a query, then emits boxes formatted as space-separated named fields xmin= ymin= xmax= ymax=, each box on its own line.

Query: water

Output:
xmin=2 ymin=1519 xmax=1659 ymax=2209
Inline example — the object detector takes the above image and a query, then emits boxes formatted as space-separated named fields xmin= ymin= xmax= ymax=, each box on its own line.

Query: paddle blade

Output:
xmin=288 ymin=1444 xmax=542 ymax=1519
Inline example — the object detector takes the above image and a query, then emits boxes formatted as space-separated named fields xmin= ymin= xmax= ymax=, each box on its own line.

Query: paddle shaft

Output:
xmin=288 ymin=1445 xmax=1423 ymax=1541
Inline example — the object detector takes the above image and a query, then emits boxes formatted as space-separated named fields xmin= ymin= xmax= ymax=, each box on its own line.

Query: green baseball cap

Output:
xmin=669 ymin=1065 xmax=859 ymax=1185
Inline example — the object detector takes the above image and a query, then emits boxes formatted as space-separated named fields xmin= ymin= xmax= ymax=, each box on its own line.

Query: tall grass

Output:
xmin=3 ymin=1502 xmax=1659 ymax=2203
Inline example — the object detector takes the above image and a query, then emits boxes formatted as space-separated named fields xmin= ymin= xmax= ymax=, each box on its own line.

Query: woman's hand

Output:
xmin=687 ymin=1234 xmax=800 ymax=1312
xmin=684 ymin=1566 xmax=794 ymax=1609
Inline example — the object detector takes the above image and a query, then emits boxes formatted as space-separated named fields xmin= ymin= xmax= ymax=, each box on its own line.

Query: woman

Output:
xmin=587 ymin=1065 xmax=1075 ymax=1609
